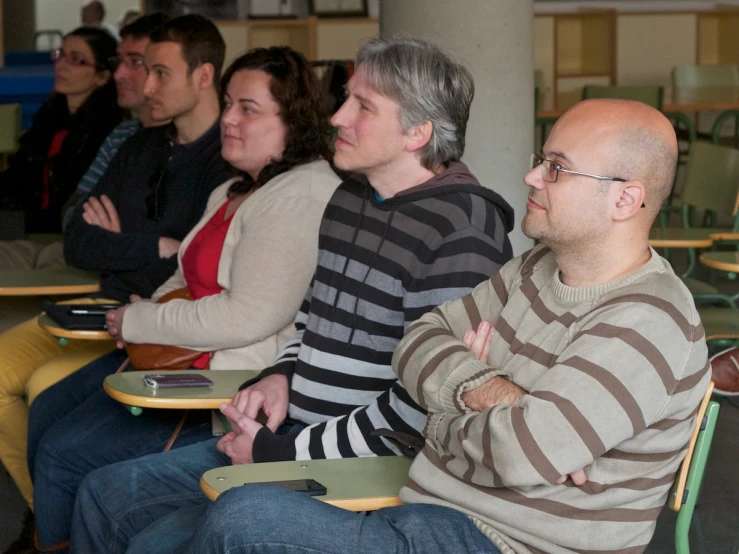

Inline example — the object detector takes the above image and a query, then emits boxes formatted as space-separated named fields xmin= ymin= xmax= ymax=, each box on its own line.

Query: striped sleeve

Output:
xmin=393 ymin=255 xmax=521 ymax=414
xmin=431 ymin=301 xmax=709 ymax=488
xmin=62 ymin=120 xmax=140 ymax=229
xmin=254 ymin=223 xmax=512 ymax=462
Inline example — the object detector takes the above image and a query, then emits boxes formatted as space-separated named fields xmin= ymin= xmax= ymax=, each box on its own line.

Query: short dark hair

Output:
xmin=119 ymin=12 xmax=169 ymax=41
xmin=222 ymin=47 xmax=333 ymax=194
xmin=150 ymin=14 xmax=225 ymax=85
xmin=66 ymin=26 xmax=118 ymax=72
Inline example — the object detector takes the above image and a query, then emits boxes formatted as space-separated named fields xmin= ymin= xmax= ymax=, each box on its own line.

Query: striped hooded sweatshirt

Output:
xmin=393 ymin=245 xmax=710 ymax=554
xmin=247 ymin=161 xmax=515 ymax=461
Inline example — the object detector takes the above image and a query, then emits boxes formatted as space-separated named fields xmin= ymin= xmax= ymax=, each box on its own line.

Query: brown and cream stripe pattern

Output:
xmin=392 ymin=244 xmax=709 ymax=553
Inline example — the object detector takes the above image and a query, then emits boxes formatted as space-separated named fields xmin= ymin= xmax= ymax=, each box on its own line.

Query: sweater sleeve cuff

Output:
xmin=239 ymin=361 xmax=296 ymax=390
xmin=252 ymin=427 xmax=298 ymax=463
xmin=438 ymin=358 xmax=506 ymax=412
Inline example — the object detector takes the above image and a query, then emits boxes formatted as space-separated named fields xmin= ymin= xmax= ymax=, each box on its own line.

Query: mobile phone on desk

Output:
xmin=143 ymin=374 xmax=213 ymax=389
xmin=260 ymin=479 xmax=327 ymax=496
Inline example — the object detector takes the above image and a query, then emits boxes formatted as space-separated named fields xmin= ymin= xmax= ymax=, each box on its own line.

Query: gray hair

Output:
xmin=355 ymin=36 xmax=474 ymax=170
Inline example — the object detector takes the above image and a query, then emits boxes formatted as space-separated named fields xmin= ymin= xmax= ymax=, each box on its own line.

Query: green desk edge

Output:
xmin=201 ymin=456 xmax=412 ymax=509
xmin=104 ymin=370 xmax=260 ymax=416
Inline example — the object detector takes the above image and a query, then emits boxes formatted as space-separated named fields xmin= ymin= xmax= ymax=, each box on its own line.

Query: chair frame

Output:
xmin=667 ymin=382 xmax=720 ymax=554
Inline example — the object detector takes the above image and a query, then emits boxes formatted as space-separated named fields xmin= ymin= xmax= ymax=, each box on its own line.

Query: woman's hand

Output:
xmin=106 ymin=294 xmax=143 ymax=348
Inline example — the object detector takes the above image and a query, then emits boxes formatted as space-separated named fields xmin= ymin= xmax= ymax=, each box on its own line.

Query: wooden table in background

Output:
xmin=200 ymin=456 xmax=412 ymax=511
xmin=538 ymin=87 xmax=739 ymax=120
xmin=648 ymin=228 xmax=715 ymax=249
xmin=0 ymin=268 xmax=100 ymax=296
xmin=700 ymin=251 xmax=739 ymax=275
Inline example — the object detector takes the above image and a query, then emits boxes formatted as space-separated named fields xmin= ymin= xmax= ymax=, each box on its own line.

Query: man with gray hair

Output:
xmin=68 ymin=36 xmax=514 ymax=553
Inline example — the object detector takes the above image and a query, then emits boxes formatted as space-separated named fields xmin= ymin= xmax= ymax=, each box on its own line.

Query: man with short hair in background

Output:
xmin=81 ymin=0 xmax=119 ymax=40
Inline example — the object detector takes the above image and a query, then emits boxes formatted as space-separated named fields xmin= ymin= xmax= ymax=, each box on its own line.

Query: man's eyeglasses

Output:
xmin=530 ymin=153 xmax=645 ymax=208
xmin=145 ymin=168 xmax=168 ymax=222
xmin=108 ymin=55 xmax=147 ymax=71
xmin=51 ymin=49 xmax=95 ymax=68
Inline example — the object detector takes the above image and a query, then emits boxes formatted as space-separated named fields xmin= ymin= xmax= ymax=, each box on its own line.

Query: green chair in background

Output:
xmin=582 ymin=84 xmax=664 ymax=108
xmin=672 ymin=65 xmax=739 ymax=88
xmin=0 ymin=103 xmax=21 ymax=170
xmin=678 ymin=141 xmax=739 ymax=229
xmin=668 ymin=382 xmax=720 ymax=554
xmin=711 ymin=109 xmax=739 ymax=149
xmin=673 ymin=65 xmax=739 ymax=147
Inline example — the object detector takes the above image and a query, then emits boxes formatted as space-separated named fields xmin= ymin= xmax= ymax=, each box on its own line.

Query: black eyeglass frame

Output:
xmin=107 ymin=55 xmax=147 ymax=71
xmin=530 ymin=153 xmax=645 ymax=208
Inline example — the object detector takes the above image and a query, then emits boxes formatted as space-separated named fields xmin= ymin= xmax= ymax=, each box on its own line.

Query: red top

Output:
xmin=42 ymin=129 xmax=68 ymax=209
xmin=181 ymin=199 xmax=235 ymax=368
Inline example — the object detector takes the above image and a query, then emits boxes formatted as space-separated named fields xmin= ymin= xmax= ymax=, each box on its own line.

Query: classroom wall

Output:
xmin=616 ymin=14 xmax=696 ymax=86
xmin=35 ymin=0 xmax=136 ymax=36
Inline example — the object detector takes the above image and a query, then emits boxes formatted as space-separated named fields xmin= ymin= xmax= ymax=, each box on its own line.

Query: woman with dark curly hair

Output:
xmin=26 ymin=46 xmax=341 ymax=552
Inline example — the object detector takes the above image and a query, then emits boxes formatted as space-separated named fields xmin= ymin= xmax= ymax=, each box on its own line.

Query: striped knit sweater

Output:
xmin=393 ymin=244 xmax=710 ymax=554
xmin=250 ymin=162 xmax=514 ymax=462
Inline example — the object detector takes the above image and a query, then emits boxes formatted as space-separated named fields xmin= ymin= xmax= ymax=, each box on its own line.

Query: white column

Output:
xmin=380 ymin=0 xmax=534 ymax=254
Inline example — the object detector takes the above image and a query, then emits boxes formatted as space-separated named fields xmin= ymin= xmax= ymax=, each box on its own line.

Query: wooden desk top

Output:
xmin=200 ymin=456 xmax=412 ymax=511
xmin=104 ymin=369 xmax=260 ymax=410
xmin=538 ymin=87 xmax=739 ymax=120
xmin=700 ymin=251 xmax=739 ymax=273
xmin=708 ymin=231 xmax=739 ymax=242
xmin=648 ymin=228 xmax=714 ymax=248
xmin=37 ymin=313 xmax=113 ymax=341
xmin=0 ymin=268 xmax=100 ymax=296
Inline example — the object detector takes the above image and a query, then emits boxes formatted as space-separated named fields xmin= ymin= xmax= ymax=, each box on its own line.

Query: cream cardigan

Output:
xmin=121 ymin=159 xmax=341 ymax=370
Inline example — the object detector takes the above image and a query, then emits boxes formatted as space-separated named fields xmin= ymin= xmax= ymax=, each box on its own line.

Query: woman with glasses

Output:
xmin=0 ymin=27 xmax=124 ymax=240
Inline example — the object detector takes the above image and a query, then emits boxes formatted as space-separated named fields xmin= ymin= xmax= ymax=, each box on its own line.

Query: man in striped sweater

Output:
xmin=68 ymin=37 xmax=514 ymax=553
xmin=183 ymin=102 xmax=709 ymax=554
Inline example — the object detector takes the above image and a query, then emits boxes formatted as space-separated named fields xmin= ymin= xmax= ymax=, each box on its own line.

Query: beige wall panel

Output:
xmin=534 ymin=16 xmax=554 ymax=91
xmin=316 ymin=21 xmax=378 ymax=60
xmin=556 ymin=17 xmax=583 ymax=75
xmin=216 ymin=22 xmax=249 ymax=70
xmin=697 ymin=15 xmax=718 ymax=65
xmin=617 ymin=14 xmax=696 ymax=86
xmin=36 ymin=0 xmax=133 ymax=35
xmin=248 ymin=26 xmax=310 ymax=59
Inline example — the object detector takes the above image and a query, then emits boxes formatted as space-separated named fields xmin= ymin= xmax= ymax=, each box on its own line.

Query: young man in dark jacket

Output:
xmin=68 ymin=36 xmax=515 ymax=554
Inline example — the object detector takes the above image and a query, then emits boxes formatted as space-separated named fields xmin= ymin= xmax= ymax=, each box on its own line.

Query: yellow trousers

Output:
xmin=0 ymin=310 xmax=115 ymax=508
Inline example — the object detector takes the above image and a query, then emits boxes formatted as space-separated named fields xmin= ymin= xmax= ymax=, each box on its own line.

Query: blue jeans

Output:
xmin=29 ymin=350 xmax=214 ymax=550
xmin=28 ymin=349 xmax=127 ymax=479
xmin=70 ymin=423 xmax=305 ymax=554
xmin=181 ymin=484 xmax=502 ymax=554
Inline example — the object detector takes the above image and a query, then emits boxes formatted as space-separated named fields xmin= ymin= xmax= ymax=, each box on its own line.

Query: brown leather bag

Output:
xmin=708 ymin=347 xmax=739 ymax=394
xmin=126 ymin=287 xmax=204 ymax=370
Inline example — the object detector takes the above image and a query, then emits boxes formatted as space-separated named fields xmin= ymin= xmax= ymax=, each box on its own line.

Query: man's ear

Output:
xmin=194 ymin=62 xmax=215 ymax=90
xmin=406 ymin=120 xmax=433 ymax=154
xmin=613 ymin=180 xmax=646 ymax=221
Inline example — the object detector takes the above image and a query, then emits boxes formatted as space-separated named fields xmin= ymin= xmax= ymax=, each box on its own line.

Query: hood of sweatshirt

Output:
xmin=353 ymin=161 xmax=515 ymax=233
